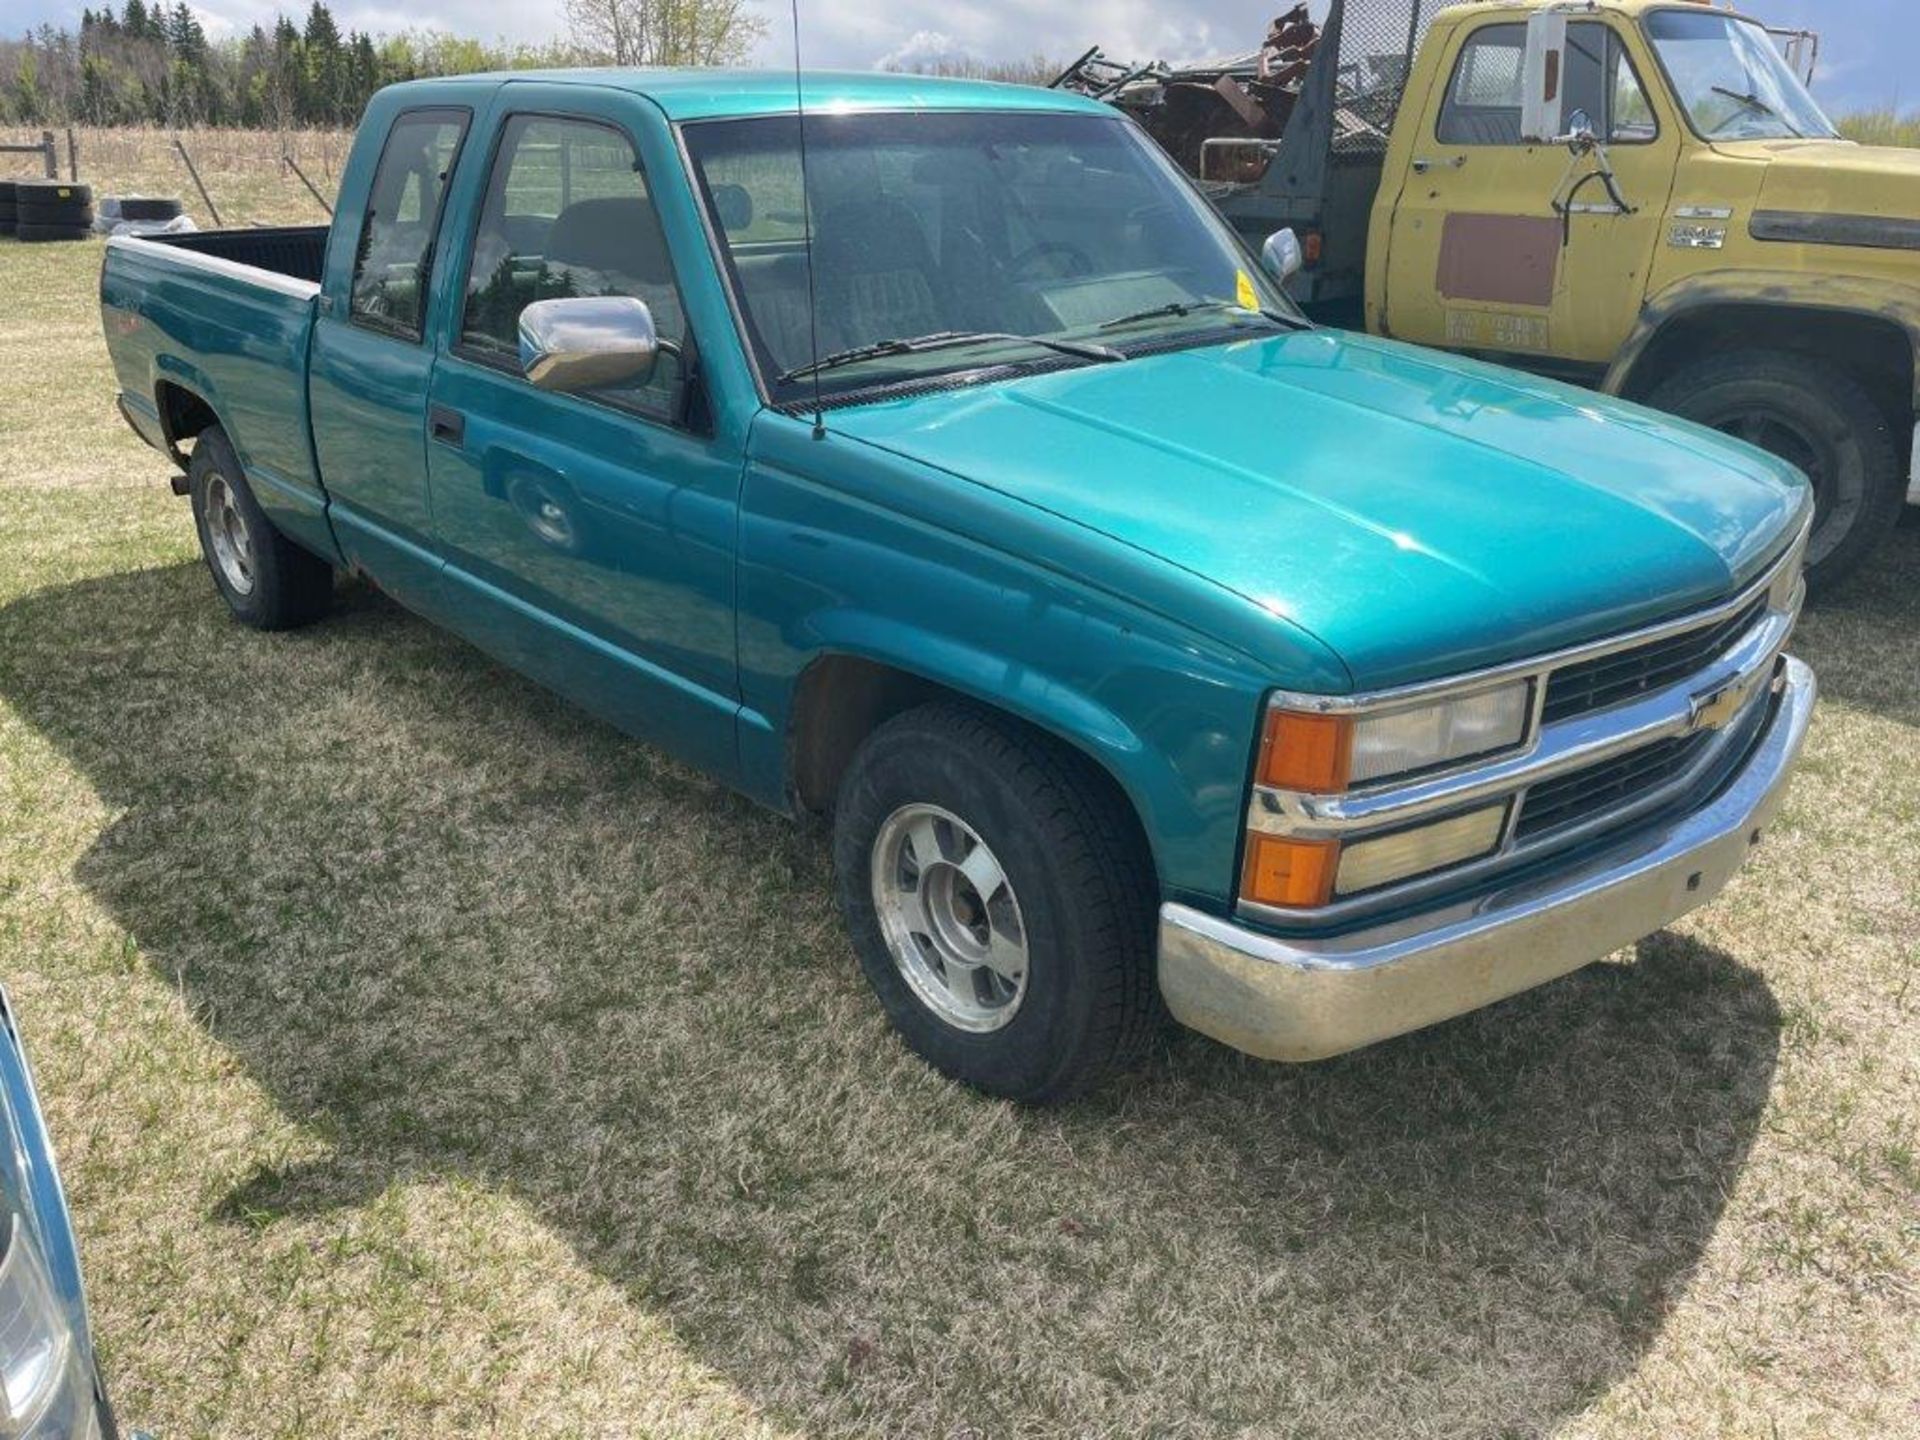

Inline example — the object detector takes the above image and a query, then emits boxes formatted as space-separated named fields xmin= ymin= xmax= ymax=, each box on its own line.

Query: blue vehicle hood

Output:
xmin=828 ymin=328 xmax=1810 ymax=689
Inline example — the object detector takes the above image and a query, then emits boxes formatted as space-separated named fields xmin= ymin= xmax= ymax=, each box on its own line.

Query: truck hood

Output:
xmin=829 ymin=329 xmax=1808 ymax=689
xmin=1724 ymin=138 xmax=1920 ymax=222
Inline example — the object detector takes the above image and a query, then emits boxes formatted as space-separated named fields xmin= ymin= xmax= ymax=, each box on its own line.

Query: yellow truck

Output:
xmin=1090 ymin=0 xmax=1916 ymax=588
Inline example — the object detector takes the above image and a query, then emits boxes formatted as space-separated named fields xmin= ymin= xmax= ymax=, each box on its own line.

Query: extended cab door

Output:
xmin=310 ymin=103 xmax=471 ymax=603
xmin=1378 ymin=17 xmax=1679 ymax=369
xmin=422 ymin=87 xmax=745 ymax=777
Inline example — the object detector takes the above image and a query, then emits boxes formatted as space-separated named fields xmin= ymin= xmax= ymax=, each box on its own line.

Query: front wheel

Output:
xmin=1647 ymin=351 xmax=1904 ymax=593
xmin=832 ymin=702 xmax=1159 ymax=1103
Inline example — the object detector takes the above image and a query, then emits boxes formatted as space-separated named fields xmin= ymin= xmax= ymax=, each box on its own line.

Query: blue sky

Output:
xmin=11 ymin=0 xmax=1916 ymax=118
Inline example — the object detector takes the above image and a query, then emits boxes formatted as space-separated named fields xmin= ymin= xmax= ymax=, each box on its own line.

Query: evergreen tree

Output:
xmin=303 ymin=2 xmax=343 ymax=124
xmin=0 ymin=6 xmax=689 ymax=129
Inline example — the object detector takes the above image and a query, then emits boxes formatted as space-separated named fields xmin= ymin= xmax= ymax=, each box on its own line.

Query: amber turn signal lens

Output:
xmin=1241 ymin=834 xmax=1340 ymax=909
xmin=1256 ymin=710 xmax=1353 ymax=794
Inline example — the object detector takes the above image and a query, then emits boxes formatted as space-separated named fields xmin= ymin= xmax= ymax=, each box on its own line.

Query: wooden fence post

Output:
xmin=40 ymin=130 xmax=56 ymax=179
xmin=172 ymin=136 xmax=223 ymax=227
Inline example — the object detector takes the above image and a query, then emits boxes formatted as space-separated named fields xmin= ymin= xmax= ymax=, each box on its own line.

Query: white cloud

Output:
xmin=186 ymin=2 xmax=235 ymax=39
xmin=874 ymin=28 xmax=968 ymax=72
xmin=755 ymin=0 xmax=1286 ymax=73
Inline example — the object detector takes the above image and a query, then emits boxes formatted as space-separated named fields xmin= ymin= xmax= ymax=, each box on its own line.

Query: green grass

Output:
xmin=2 ymin=213 xmax=1919 ymax=1436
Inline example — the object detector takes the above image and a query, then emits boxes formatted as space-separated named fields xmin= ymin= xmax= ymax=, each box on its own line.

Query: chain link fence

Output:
xmin=1331 ymin=0 xmax=1447 ymax=153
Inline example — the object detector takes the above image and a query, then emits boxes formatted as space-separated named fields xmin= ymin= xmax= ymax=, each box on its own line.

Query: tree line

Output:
xmin=1 ymin=0 xmax=768 ymax=130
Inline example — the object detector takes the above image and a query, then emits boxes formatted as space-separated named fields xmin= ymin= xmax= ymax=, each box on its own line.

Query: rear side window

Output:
xmin=349 ymin=109 xmax=468 ymax=340
xmin=458 ymin=114 xmax=691 ymax=423
xmin=1438 ymin=23 xmax=1655 ymax=145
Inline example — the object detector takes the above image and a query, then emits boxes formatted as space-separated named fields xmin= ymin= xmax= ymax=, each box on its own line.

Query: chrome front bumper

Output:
xmin=1158 ymin=654 xmax=1816 ymax=1062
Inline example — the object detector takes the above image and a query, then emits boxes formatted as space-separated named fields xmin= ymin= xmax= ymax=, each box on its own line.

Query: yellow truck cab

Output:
xmin=1144 ymin=0 xmax=1918 ymax=588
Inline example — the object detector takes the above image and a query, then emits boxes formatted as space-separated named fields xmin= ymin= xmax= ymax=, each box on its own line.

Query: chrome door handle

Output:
xmin=1411 ymin=155 xmax=1466 ymax=174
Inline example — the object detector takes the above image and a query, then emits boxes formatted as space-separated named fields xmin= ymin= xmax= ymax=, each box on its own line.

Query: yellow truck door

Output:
xmin=1378 ymin=16 xmax=1680 ymax=367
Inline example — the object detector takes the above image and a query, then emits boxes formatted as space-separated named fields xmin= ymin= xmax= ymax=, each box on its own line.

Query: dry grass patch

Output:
xmin=13 ymin=126 xmax=346 ymax=228
xmin=1 ymin=232 xmax=1916 ymax=1439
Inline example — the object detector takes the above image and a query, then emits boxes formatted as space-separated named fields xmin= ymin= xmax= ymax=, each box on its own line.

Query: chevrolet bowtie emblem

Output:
xmin=1688 ymin=671 xmax=1758 ymax=733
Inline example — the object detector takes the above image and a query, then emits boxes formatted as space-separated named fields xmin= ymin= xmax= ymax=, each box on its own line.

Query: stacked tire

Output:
xmin=0 ymin=182 xmax=15 ymax=236
xmin=113 ymin=196 xmax=185 ymax=223
xmin=14 ymin=181 xmax=94 ymax=242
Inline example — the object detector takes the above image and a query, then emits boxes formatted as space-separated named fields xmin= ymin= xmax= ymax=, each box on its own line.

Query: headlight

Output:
xmin=1255 ymin=680 xmax=1531 ymax=794
xmin=0 ymin=1213 xmax=98 ymax=1440
xmin=1334 ymin=803 xmax=1507 ymax=895
xmin=1240 ymin=802 xmax=1508 ymax=908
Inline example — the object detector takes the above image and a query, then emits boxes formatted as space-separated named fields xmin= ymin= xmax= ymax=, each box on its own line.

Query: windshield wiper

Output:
xmin=1710 ymin=84 xmax=1802 ymax=137
xmin=776 ymin=329 xmax=1122 ymax=384
xmin=1097 ymin=298 xmax=1308 ymax=334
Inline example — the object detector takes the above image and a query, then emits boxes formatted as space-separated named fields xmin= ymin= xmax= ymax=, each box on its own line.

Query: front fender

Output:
xmin=734 ymin=432 xmax=1307 ymax=908
xmin=1608 ymin=269 xmax=1920 ymax=407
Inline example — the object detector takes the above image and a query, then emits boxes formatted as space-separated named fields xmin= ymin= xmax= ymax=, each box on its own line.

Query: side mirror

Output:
xmin=1260 ymin=227 xmax=1304 ymax=283
xmin=518 ymin=295 xmax=659 ymax=394
xmin=1520 ymin=12 xmax=1568 ymax=143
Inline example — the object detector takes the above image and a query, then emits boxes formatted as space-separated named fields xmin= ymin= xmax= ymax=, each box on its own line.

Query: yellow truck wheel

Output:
xmin=1647 ymin=352 xmax=1903 ymax=593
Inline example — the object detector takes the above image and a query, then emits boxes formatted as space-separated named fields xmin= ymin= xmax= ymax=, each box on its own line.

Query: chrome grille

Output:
xmin=1541 ymin=595 xmax=1769 ymax=724
xmin=1513 ymin=733 xmax=1711 ymax=840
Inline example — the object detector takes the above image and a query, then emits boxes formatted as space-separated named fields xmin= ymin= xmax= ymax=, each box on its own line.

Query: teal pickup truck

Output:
xmin=100 ymin=69 xmax=1816 ymax=1101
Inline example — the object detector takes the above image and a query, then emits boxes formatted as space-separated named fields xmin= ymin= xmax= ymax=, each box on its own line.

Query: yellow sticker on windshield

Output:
xmin=1236 ymin=269 xmax=1259 ymax=311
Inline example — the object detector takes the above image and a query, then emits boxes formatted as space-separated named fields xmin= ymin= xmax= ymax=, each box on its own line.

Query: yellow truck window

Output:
xmin=1438 ymin=22 xmax=1655 ymax=146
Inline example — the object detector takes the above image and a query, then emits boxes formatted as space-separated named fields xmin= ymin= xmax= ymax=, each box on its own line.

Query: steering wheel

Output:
xmin=1008 ymin=240 xmax=1095 ymax=282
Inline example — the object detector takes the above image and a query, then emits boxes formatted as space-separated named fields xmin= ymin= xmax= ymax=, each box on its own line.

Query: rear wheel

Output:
xmin=188 ymin=426 xmax=333 ymax=630
xmin=1647 ymin=350 xmax=1903 ymax=593
xmin=833 ymin=702 xmax=1159 ymax=1103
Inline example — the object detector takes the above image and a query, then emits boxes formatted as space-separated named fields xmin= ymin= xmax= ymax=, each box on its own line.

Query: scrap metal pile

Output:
xmin=1051 ymin=6 xmax=1320 ymax=182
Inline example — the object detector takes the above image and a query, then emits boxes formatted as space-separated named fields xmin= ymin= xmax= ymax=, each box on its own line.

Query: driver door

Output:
xmin=423 ymin=90 xmax=744 ymax=776
xmin=1381 ymin=18 xmax=1680 ymax=368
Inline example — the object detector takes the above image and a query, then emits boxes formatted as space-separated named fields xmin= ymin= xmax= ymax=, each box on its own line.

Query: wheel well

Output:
xmin=786 ymin=654 xmax=1157 ymax=874
xmin=788 ymin=656 xmax=948 ymax=814
xmin=1623 ymin=305 xmax=1915 ymax=456
xmin=155 ymin=381 xmax=217 ymax=448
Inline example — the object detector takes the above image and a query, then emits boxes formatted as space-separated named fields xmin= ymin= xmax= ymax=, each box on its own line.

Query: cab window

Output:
xmin=1437 ymin=23 xmax=1656 ymax=145
xmin=458 ymin=114 xmax=690 ymax=424
xmin=349 ymin=110 xmax=467 ymax=339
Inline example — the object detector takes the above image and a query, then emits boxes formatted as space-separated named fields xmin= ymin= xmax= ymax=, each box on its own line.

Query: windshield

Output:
xmin=1645 ymin=10 xmax=1836 ymax=141
xmin=682 ymin=110 xmax=1299 ymax=405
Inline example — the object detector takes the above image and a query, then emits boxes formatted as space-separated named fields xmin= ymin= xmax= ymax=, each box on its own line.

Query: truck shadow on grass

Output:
xmin=1 ymin=562 xmax=1792 ymax=1438
xmin=1794 ymin=513 xmax=1920 ymax=728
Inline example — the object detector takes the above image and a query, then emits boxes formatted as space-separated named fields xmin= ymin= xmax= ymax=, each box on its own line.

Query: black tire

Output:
xmin=188 ymin=426 xmax=333 ymax=630
xmin=15 ymin=222 xmax=93 ymax=243
xmin=115 ymin=196 xmax=184 ymax=221
xmin=15 ymin=180 xmax=91 ymax=207
xmin=16 ymin=201 xmax=93 ymax=226
xmin=1647 ymin=350 xmax=1903 ymax=593
xmin=833 ymin=701 xmax=1159 ymax=1103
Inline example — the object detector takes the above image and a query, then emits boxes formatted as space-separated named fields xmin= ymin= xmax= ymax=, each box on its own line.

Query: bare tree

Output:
xmin=564 ymin=0 xmax=766 ymax=67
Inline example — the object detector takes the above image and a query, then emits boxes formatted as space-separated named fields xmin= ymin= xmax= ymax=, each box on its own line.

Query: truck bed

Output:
xmin=145 ymin=225 xmax=329 ymax=286
xmin=101 ymin=226 xmax=337 ymax=562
